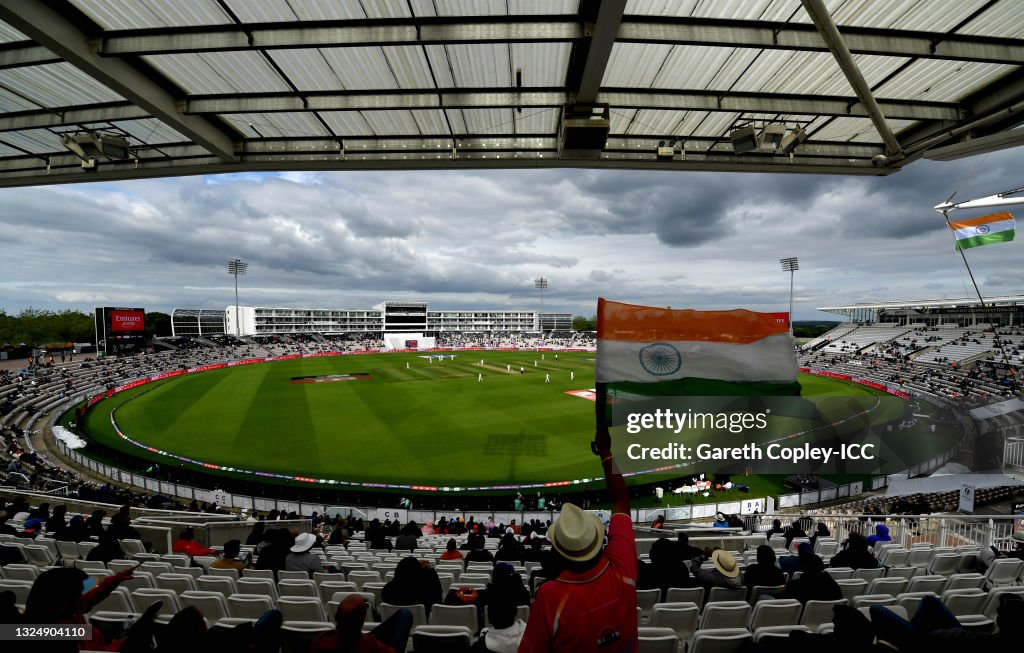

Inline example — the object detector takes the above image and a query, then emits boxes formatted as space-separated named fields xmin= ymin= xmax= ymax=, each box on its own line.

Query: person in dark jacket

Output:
xmin=638 ymin=537 xmax=696 ymax=600
xmin=783 ymin=520 xmax=808 ymax=550
xmin=744 ymin=545 xmax=786 ymax=593
xmin=676 ymin=532 xmax=704 ymax=561
xmin=830 ymin=532 xmax=879 ymax=570
xmin=809 ymin=522 xmax=831 ymax=549
xmin=485 ymin=562 xmax=530 ymax=607
xmin=382 ymin=556 xmax=443 ymax=617
xmin=779 ymin=547 xmax=842 ymax=604
xmin=765 ymin=519 xmax=786 ymax=541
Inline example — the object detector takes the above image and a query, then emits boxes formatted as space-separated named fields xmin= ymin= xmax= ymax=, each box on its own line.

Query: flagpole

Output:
xmin=942 ymin=210 xmax=1021 ymax=396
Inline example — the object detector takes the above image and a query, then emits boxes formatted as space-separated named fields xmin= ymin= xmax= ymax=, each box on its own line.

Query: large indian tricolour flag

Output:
xmin=949 ymin=212 xmax=1015 ymax=250
xmin=596 ymin=299 xmax=801 ymax=396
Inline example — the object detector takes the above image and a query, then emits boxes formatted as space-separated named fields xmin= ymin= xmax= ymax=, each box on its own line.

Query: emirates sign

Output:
xmin=110 ymin=310 xmax=145 ymax=332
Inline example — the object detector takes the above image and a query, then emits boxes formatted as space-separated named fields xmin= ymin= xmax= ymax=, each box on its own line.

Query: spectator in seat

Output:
xmin=691 ymin=548 xmax=743 ymax=590
xmin=867 ymin=524 xmax=891 ymax=547
xmin=744 ymin=544 xmax=786 ymax=591
xmin=211 ymin=538 xmax=249 ymax=572
xmin=638 ymin=537 xmax=695 ymax=600
xmin=255 ymin=528 xmax=293 ymax=576
xmin=439 ymin=538 xmax=463 ymax=561
xmin=485 ymin=562 xmax=530 ymax=607
xmin=86 ymin=531 xmax=125 ymax=564
xmin=784 ymin=520 xmax=808 ymax=550
xmin=382 ymin=556 xmax=443 ymax=617
xmin=520 ymin=427 xmax=637 ymax=652
xmin=779 ymin=546 xmax=842 ymax=604
xmin=311 ymin=594 xmax=411 ymax=653
xmin=809 ymin=522 xmax=831 ymax=549
xmin=829 ymin=533 xmax=879 ymax=570
xmin=765 ymin=518 xmax=786 ymax=541
xmin=394 ymin=522 xmax=419 ymax=552
xmin=285 ymin=532 xmax=327 ymax=576
xmin=472 ymin=597 xmax=526 ymax=653
xmin=172 ymin=527 xmax=215 ymax=557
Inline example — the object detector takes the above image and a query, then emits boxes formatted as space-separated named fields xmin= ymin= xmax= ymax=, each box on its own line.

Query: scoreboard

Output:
xmin=95 ymin=307 xmax=146 ymax=356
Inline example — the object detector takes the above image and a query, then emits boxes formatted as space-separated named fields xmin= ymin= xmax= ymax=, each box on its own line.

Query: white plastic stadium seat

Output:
xmin=689 ymin=628 xmax=752 ymax=653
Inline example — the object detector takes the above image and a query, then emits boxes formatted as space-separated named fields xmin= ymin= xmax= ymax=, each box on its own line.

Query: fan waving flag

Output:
xmin=949 ymin=212 xmax=1015 ymax=250
xmin=596 ymin=299 xmax=800 ymax=397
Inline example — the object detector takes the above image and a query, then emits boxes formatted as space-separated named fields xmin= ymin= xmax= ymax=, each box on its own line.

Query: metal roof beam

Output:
xmin=618 ymin=17 xmax=1024 ymax=66
xmin=802 ymin=0 xmax=903 ymax=158
xmin=98 ymin=20 xmax=584 ymax=55
xmin=0 ymin=151 xmax=889 ymax=188
xmin=181 ymin=87 xmax=957 ymax=121
xmin=27 ymin=17 xmax=1011 ymax=66
xmin=0 ymin=41 xmax=61 ymax=69
xmin=0 ymin=102 xmax=149 ymax=132
xmin=0 ymin=0 xmax=239 ymax=163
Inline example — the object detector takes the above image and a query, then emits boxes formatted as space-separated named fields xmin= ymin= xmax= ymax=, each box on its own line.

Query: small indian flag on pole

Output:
xmin=595 ymin=299 xmax=800 ymax=397
xmin=948 ymin=212 xmax=1015 ymax=250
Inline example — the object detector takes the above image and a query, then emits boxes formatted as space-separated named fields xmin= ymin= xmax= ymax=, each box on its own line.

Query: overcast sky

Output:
xmin=0 ymin=148 xmax=1021 ymax=321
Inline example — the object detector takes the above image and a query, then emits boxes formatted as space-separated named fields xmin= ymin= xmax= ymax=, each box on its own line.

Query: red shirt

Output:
xmin=172 ymin=539 xmax=215 ymax=556
xmin=518 ymin=513 xmax=638 ymax=653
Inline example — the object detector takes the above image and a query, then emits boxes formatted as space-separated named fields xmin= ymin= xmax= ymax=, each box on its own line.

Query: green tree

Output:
xmin=572 ymin=315 xmax=597 ymax=331
xmin=146 ymin=312 xmax=172 ymax=338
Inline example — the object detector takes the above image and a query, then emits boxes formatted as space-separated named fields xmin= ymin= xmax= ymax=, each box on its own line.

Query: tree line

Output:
xmin=0 ymin=308 xmax=171 ymax=347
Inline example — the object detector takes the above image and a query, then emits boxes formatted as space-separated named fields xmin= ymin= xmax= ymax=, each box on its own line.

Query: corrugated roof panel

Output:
xmin=267 ymin=50 xmax=345 ymax=91
xmin=0 ymin=142 xmax=22 ymax=156
xmin=108 ymin=118 xmax=187 ymax=145
xmin=224 ymin=0 xmax=368 ymax=22
xmin=459 ymin=108 xmax=515 ymax=135
xmin=690 ymin=111 xmax=743 ymax=138
xmin=380 ymin=46 xmax=436 ymax=89
xmin=603 ymin=43 xmax=673 ymax=87
xmin=609 ymin=108 xmax=639 ymax=134
xmin=958 ymin=0 xmax=1024 ymax=38
xmin=850 ymin=118 xmax=914 ymax=142
xmin=143 ymin=53 xmax=227 ymax=94
xmin=626 ymin=109 xmax=685 ymax=135
xmin=691 ymin=0 xmax=792 ymax=21
xmin=508 ymin=0 xmax=580 ymax=14
xmin=745 ymin=51 xmax=846 ymax=96
xmin=192 ymin=51 xmax=292 ymax=92
xmin=146 ymin=51 xmax=292 ymax=94
xmin=822 ymin=0 xmax=986 ymax=30
xmin=428 ymin=0 xmax=508 ymax=17
xmin=424 ymin=45 xmax=457 ymax=88
xmin=410 ymin=109 xmax=452 ymax=135
xmin=810 ymin=54 xmax=908 ymax=96
xmin=510 ymin=43 xmax=572 ymax=87
xmin=0 ymin=62 xmax=125 ymax=107
xmin=70 ymin=0 xmax=230 ymax=29
xmin=0 ymin=86 xmax=43 ymax=112
xmin=320 ymin=48 xmax=404 ymax=90
xmin=651 ymin=46 xmax=761 ymax=91
xmin=810 ymin=116 xmax=880 ymax=141
xmin=227 ymin=112 xmax=330 ymax=138
xmin=876 ymin=59 xmax=1015 ymax=103
xmin=355 ymin=0 xmax=412 ymax=19
xmin=0 ymin=20 xmax=27 ymax=43
xmin=318 ymin=112 xmax=375 ymax=136
xmin=0 ymin=127 xmax=62 ymax=154
xmin=514 ymin=108 xmax=559 ymax=133
xmin=361 ymin=110 xmax=422 ymax=136
xmin=445 ymin=44 xmax=512 ymax=87
xmin=444 ymin=109 xmax=469 ymax=134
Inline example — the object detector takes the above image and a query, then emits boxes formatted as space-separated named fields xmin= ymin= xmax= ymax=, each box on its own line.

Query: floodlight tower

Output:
xmin=780 ymin=257 xmax=799 ymax=337
xmin=535 ymin=277 xmax=548 ymax=333
xmin=228 ymin=258 xmax=248 ymax=337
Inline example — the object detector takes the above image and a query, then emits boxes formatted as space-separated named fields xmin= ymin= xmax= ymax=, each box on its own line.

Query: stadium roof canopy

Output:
xmin=819 ymin=295 xmax=1024 ymax=312
xmin=1 ymin=0 xmax=1024 ymax=187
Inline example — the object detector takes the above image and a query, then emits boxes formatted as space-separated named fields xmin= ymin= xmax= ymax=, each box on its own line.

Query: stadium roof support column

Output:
xmin=801 ymin=0 xmax=903 ymax=159
xmin=0 ymin=0 xmax=239 ymax=163
xmin=574 ymin=0 xmax=627 ymax=107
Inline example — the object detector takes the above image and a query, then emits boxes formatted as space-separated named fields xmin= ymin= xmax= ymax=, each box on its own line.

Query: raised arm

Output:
xmin=594 ymin=426 xmax=629 ymax=516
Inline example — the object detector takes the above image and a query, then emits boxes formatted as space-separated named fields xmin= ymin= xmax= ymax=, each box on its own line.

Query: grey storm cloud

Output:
xmin=0 ymin=148 xmax=1022 ymax=319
